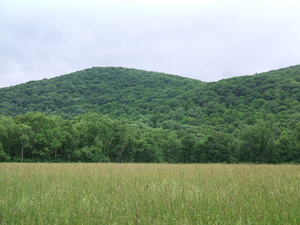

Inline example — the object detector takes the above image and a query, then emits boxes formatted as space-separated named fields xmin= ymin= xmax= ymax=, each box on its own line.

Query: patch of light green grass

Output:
xmin=0 ymin=163 xmax=300 ymax=224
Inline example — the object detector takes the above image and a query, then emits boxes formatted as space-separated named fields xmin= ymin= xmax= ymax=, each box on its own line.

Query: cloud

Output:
xmin=1 ymin=0 xmax=300 ymax=87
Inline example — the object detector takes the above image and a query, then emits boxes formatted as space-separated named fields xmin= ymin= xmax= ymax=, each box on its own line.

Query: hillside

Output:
xmin=0 ymin=67 xmax=203 ymax=118
xmin=1 ymin=66 xmax=299 ymax=127
xmin=0 ymin=66 xmax=299 ymax=163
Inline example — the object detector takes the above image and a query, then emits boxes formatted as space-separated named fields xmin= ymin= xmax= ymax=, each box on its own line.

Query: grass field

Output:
xmin=0 ymin=163 xmax=300 ymax=224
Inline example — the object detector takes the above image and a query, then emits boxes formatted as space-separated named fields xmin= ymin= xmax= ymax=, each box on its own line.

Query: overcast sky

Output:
xmin=1 ymin=0 xmax=300 ymax=88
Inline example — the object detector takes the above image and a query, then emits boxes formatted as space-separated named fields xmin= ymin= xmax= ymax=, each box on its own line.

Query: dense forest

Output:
xmin=0 ymin=66 xmax=299 ymax=163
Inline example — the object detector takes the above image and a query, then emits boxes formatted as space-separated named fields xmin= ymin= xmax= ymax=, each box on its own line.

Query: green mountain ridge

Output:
xmin=1 ymin=65 xmax=299 ymax=121
xmin=0 ymin=65 xmax=299 ymax=163
xmin=0 ymin=67 xmax=203 ymax=117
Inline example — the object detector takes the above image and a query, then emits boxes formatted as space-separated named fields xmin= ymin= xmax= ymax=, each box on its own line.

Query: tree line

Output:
xmin=1 ymin=112 xmax=299 ymax=163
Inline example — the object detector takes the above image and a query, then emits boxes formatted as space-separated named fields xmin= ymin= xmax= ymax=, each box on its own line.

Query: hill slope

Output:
xmin=0 ymin=66 xmax=299 ymax=128
xmin=0 ymin=65 xmax=299 ymax=163
xmin=0 ymin=67 xmax=203 ymax=118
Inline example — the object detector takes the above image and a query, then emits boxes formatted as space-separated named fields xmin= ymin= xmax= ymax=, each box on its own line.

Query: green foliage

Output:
xmin=0 ymin=65 xmax=299 ymax=163
xmin=0 ymin=142 xmax=10 ymax=161
xmin=236 ymin=120 xmax=277 ymax=163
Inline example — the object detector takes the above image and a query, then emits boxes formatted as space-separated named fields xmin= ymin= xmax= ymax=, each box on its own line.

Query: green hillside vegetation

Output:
xmin=0 ymin=66 xmax=299 ymax=163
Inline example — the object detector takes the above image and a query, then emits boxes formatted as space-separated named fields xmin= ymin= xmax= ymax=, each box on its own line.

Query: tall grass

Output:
xmin=1 ymin=163 xmax=300 ymax=224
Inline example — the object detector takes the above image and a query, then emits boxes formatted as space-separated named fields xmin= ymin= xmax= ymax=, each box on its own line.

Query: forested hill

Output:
xmin=1 ymin=66 xmax=299 ymax=123
xmin=0 ymin=65 xmax=299 ymax=163
xmin=0 ymin=67 xmax=203 ymax=118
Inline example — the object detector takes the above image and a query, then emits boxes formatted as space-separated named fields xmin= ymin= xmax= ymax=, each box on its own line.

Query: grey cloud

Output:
xmin=1 ymin=0 xmax=300 ymax=87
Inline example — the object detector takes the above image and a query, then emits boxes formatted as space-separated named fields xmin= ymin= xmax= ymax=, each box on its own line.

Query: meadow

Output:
xmin=0 ymin=163 xmax=300 ymax=224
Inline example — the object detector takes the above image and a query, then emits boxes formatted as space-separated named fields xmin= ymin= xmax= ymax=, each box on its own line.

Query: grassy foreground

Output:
xmin=0 ymin=163 xmax=300 ymax=224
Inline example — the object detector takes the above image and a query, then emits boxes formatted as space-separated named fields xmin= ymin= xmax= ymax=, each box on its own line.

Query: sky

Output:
xmin=1 ymin=0 xmax=300 ymax=88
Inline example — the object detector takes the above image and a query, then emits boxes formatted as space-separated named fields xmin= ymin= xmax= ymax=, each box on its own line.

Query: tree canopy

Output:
xmin=0 ymin=65 xmax=299 ymax=163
